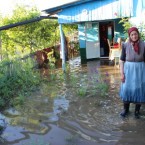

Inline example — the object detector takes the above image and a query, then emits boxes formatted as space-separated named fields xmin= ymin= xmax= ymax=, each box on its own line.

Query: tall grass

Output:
xmin=0 ymin=58 xmax=42 ymax=109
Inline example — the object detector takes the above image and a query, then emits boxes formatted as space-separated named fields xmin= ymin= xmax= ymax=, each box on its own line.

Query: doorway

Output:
xmin=99 ymin=21 xmax=114 ymax=57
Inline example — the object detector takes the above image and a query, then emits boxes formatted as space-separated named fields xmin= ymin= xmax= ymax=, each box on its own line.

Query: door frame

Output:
xmin=99 ymin=21 xmax=114 ymax=58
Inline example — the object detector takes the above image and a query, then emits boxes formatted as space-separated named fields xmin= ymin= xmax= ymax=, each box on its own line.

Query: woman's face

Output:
xmin=130 ymin=31 xmax=139 ymax=42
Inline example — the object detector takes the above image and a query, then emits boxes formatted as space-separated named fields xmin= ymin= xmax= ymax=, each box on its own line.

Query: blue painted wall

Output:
xmin=86 ymin=23 xmax=99 ymax=42
xmin=78 ymin=23 xmax=86 ymax=48
xmin=114 ymin=18 xmax=125 ymax=41
xmin=58 ymin=0 xmax=133 ymax=24
xmin=78 ymin=23 xmax=87 ymax=61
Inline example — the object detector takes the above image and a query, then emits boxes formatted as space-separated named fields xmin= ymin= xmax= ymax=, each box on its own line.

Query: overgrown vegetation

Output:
xmin=0 ymin=58 xmax=42 ymax=110
xmin=0 ymin=5 xmax=78 ymax=109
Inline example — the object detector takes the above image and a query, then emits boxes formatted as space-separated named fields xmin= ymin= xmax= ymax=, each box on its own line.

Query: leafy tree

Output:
xmin=119 ymin=17 xmax=145 ymax=41
xmin=0 ymin=5 xmax=60 ymax=61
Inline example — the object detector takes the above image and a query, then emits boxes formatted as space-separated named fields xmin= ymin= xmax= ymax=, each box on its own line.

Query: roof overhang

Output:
xmin=0 ymin=15 xmax=57 ymax=31
xmin=42 ymin=0 xmax=94 ymax=15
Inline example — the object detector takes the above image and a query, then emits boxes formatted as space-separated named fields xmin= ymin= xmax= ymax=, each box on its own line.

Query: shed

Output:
xmin=43 ymin=0 xmax=145 ymax=64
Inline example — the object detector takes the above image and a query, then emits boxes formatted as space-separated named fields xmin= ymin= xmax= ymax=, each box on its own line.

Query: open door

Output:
xmin=85 ymin=22 xmax=100 ymax=59
xmin=99 ymin=21 xmax=114 ymax=57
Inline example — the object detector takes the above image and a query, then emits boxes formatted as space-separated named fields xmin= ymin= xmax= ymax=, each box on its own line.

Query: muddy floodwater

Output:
xmin=1 ymin=57 xmax=145 ymax=145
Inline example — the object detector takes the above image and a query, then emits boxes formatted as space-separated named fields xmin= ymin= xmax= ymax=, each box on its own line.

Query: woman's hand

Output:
xmin=119 ymin=61 xmax=125 ymax=83
xmin=121 ymin=73 xmax=125 ymax=83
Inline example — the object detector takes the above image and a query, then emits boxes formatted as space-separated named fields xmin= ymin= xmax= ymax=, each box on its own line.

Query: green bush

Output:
xmin=0 ymin=58 xmax=41 ymax=109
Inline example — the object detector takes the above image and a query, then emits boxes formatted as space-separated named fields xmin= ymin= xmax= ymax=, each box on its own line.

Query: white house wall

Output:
xmin=130 ymin=0 xmax=145 ymax=26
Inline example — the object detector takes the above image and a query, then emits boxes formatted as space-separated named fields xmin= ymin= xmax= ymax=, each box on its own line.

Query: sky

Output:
xmin=0 ymin=0 xmax=76 ymax=16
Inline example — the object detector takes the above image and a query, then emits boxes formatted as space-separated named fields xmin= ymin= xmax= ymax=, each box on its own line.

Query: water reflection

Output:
xmin=49 ymin=96 xmax=69 ymax=122
xmin=1 ymin=57 xmax=145 ymax=145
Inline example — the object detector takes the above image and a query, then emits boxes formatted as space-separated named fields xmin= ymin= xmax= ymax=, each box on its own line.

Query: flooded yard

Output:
xmin=1 ymin=57 xmax=145 ymax=145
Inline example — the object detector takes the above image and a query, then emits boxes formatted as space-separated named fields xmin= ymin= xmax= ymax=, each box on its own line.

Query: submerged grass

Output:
xmin=0 ymin=58 xmax=110 ymax=111
xmin=41 ymin=63 xmax=110 ymax=98
xmin=67 ymin=66 xmax=110 ymax=97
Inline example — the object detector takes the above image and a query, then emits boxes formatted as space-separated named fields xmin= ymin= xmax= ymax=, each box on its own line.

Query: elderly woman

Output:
xmin=119 ymin=27 xmax=145 ymax=119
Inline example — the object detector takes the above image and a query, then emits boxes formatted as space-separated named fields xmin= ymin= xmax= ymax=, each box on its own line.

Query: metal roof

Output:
xmin=43 ymin=0 xmax=94 ymax=14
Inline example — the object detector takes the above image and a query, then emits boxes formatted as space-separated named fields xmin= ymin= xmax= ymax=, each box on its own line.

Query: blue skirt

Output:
xmin=119 ymin=61 xmax=145 ymax=103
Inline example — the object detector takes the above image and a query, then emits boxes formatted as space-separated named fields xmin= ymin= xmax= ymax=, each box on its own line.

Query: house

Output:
xmin=43 ymin=0 xmax=145 ymax=65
